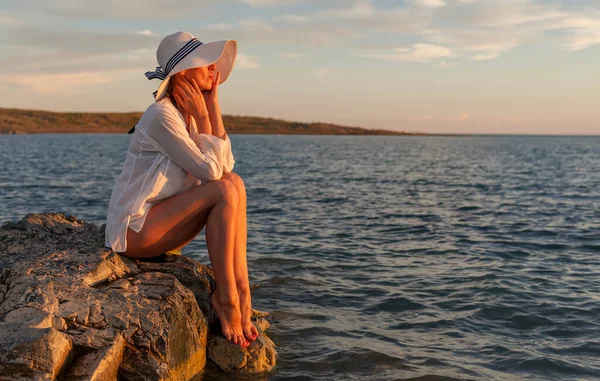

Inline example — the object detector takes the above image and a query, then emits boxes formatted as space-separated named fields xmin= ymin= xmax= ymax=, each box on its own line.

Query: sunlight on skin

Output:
xmin=169 ymin=65 xmax=260 ymax=346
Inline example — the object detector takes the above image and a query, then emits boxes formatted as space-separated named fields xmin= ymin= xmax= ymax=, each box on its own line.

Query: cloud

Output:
xmin=238 ymin=0 xmax=278 ymax=5
xmin=136 ymin=29 xmax=153 ymax=36
xmin=422 ymin=27 xmax=521 ymax=61
xmin=238 ymin=18 xmax=274 ymax=31
xmin=436 ymin=61 xmax=456 ymax=68
xmin=320 ymin=0 xmax=600 ymax=60
xmin=206 ymin=23 xmax=234 ymax=31
xmin=277 ymin=14 xmax=309 ymax=23
xmin=414 ymin=0 xmax=446 ymax=9
xmin=0 ymin=71 xmax=119 ymax=94
xmin=565 ymin=28 xmax=600 ymax=51
xmin=473 ymin=52 xmax=498 ymax=61
xmin=238 ymin=0 xmax=298 ymax=6
xmin=236 ymin=53 xmax=259 ymax=69
xmin=0 ymin=26 xmax=158 ymax=82
xmin=198 ymin=16 xmax=362 ymax=48
xmin=359 ymin=43 xmax=454 ymax=62
xmin=318 ymin=1 xmax=376 ymax=19
xmin=6 ymin=26 xmax=158 ymax=56
xmin=41 ymin=0 xmax=218 ymax=19
xmin=279 ymin=52 xmax=305 ymax=58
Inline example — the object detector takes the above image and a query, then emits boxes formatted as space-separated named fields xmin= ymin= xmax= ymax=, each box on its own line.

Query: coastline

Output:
xmin=0 ymin=107 xmax=424 ymax=136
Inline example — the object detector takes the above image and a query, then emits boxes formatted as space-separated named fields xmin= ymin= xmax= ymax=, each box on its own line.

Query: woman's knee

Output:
xmin=221 ymin=172 xmax=246 ymax=196
xmin=213 ymin=179 xmax=238 ymax=206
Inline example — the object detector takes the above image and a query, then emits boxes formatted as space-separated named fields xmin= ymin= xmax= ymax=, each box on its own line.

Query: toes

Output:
xmin=235 ymin=334 xmax=245 ymax=347
xmin=245 ymin=329 xmax=257 ymax=341
xmin=244 ymin=325 xmax=259 ymax=341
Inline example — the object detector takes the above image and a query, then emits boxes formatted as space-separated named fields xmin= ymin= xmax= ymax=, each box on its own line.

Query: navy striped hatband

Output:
xmin=144 ymin=38 xmax=204 ymax=82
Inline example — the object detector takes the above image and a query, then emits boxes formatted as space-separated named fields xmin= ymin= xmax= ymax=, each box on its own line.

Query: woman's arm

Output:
xmin=145 ymin=106 xmax=224 ymax=182
xmin=206 ymin=101 xmax=226 ymax=140
xmin=174 ymin=71 xmax=234 ymax=174
xmin=203 ymin=71 xmax=227 ymax=141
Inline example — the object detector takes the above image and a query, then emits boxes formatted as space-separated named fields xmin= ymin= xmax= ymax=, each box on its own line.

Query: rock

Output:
xmin=0 ymin=213 xmax=277 ymax=380
xmin=207 ymin=315 xmax=277 ymax=373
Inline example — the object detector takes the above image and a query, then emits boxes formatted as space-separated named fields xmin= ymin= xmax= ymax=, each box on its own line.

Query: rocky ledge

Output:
xmin=0 ymin=213 xmax=276 ymax=380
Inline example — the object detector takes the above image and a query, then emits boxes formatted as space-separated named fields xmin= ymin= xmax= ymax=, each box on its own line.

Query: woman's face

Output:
xmin=183 ymin=63 xmax=216 ymax=91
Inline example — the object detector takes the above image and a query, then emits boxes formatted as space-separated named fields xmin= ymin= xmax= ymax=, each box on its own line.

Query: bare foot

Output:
xmin=211 ymin=289 xmax=249 ymax=348
xmin=239 ymin=288 xmax=260 ymax=342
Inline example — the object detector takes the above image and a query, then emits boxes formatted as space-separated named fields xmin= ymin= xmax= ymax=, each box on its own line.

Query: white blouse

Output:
xmin=104 ymin=97 xmax=235 ymax=253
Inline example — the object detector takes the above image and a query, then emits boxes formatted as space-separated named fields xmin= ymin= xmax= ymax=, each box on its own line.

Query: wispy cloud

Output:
xmin=436 ymin=61 xmax=456 ymax=68
xmin=236 ymin=53 xmax=259 ymax=69
xmin=279 ymin=52 xmax=305 ymax=58
xmin=206 ymin=23 xmax=234 ymax=31
xmin=358 ymin=43 xmax=454 ymax=62
xmin=238 ymin=18 xmax=274 ymax=31
xmin=277 ymin=14 xmax=309 ymax=23
xmin=136 ymin=29 xmax=153 ymax=36
xmin=0 ymin=71 xmax=120 ymax=94
xmin=413 ymin=0 xmax=446 ymax=9
xmin=38 ymin=0 xmax=218 ymax=19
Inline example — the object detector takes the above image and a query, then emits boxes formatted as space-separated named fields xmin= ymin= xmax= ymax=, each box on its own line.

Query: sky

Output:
xmin=0 ymin=0 xmax=599 ymax=134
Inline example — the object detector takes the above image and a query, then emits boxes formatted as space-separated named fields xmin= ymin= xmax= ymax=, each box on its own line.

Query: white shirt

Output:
xmin=105 ymin=97 xmax=234 ymax=252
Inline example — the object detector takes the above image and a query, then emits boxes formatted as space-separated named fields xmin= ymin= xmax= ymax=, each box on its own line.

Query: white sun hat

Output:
xmin=145 ymin=31 xmax=237 ymax=101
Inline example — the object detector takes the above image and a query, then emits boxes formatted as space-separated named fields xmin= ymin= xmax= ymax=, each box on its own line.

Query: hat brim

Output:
xmin=154 ymin=39 xmax=237 ymax=101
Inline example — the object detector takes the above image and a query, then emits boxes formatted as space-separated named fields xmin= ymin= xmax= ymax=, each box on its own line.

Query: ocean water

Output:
xmin=1 ymin=134 xmax=599 ymax=380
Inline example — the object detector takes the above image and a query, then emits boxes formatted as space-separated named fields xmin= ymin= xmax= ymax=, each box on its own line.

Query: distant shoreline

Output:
xmin=0 ymin=107 xmax=424 ymax=136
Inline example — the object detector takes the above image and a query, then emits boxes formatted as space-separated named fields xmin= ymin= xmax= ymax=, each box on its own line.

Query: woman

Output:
xmin=105 ymin=32 xmax=258 ymax=348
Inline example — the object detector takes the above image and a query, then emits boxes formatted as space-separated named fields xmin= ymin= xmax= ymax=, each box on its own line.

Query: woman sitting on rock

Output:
xmin=105 ymin=32 xmax=258 ymax=348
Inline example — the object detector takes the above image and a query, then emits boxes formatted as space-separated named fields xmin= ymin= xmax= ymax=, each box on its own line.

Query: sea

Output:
xmin=1 ymin=134 xmax=599 ymax=381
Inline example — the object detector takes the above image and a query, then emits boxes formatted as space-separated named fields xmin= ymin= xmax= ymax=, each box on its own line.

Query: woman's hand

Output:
xmin=172 ymin=76 xmax=209 ymax=119
xmin=171 ymin=76 xmax=211 ymax=134
xmin=202 ymin=71 xmax=220 ymax=109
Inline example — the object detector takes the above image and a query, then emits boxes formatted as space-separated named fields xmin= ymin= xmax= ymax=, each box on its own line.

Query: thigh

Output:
xmin=122 ymin=180 xmax=224 ymax=259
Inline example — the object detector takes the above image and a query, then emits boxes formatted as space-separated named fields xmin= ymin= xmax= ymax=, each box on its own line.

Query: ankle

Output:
xmin=214 ymin=283 xmax=239 ymax=303
xmin=216 ymin=291 xmax=239 ymax=306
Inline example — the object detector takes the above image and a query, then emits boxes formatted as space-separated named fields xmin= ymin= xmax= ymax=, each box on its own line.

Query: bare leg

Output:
xmin=220 ymin=172 xmax=259 ymax=342
xmin=121 ymin=180 xmax=248 ymax=347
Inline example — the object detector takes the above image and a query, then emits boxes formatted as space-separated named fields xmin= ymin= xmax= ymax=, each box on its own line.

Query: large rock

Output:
xmin=0 ymin=213 xmax=277 ymax=380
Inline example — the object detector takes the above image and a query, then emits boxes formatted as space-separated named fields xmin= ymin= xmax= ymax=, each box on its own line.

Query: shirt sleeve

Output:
xmin=187 ymin=116 xmax=235 ymax=174
xmin=192 ymin=133 xmax=235 ymax=173
xmin=143 ymin=106 xmax=224 ymax=182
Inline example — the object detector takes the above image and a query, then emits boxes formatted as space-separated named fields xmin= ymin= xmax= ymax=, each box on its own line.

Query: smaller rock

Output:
xmin=251 ymin=309 xmax=270 ymax=318
xmin=207 ymin=321 xmax=277 ymax=373
xmin=254 ymin=317 xmax=271 ymax=333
